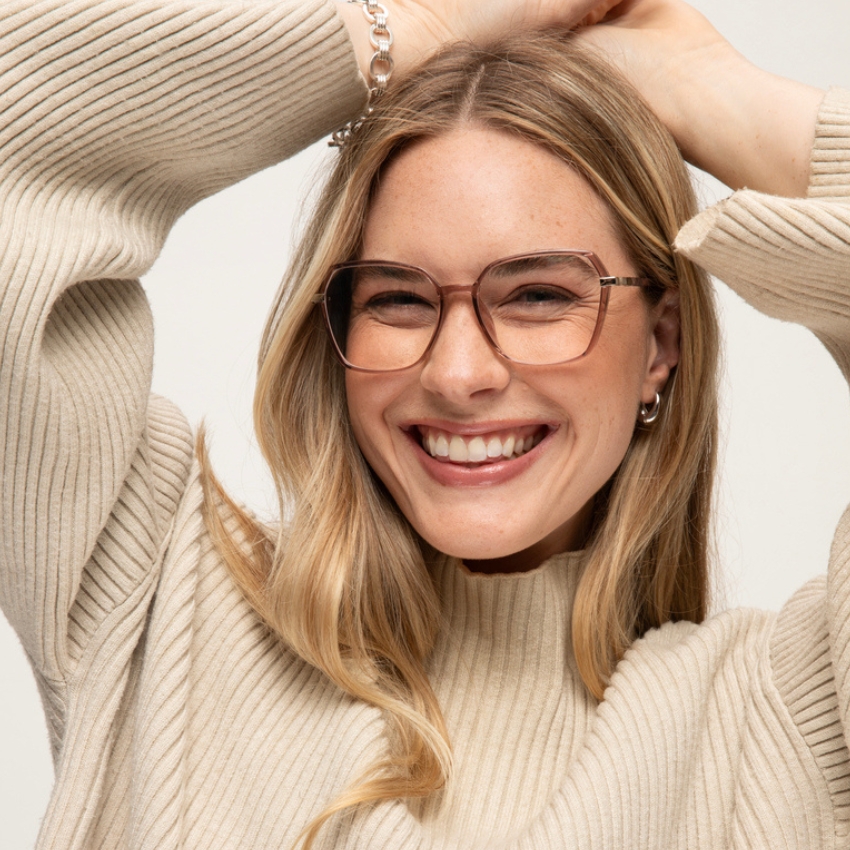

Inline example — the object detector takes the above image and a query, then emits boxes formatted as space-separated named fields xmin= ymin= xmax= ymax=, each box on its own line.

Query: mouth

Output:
xmin=411 ymin=424 xmax=549 ymax=466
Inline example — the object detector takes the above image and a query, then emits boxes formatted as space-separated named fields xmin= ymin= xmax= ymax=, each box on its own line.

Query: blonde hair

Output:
xmin=199 ymin=30 xmax=719 ymax=847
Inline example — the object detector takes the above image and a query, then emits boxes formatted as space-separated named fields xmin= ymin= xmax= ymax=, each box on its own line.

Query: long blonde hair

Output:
xmin=199 ymin=30 xmax=719 ymax=847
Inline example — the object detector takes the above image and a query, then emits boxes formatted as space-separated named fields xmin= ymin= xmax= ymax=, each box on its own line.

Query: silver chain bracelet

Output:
xmin=330 ymin=0 xmax=394 ymax=147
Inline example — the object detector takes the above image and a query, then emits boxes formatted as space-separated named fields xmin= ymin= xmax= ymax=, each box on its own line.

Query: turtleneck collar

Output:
xmin=430 ymin=549 xmax=587 ymax=646
xmin=418 ymin=550 xmax=595 ymax=838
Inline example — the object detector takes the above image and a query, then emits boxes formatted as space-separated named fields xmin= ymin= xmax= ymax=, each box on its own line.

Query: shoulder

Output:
xmin=617 ymin=603 xmax=777 ymax=698
xmin=618 ymin=578 xmax=830 ymax=694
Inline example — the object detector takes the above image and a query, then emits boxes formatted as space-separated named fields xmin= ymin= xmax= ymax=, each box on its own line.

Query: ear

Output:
xmin=641 ymin=289 xmax=680 ymax=403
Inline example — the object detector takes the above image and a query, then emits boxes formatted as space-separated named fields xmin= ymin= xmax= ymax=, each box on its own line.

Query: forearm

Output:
xmin=0 ymin=0 xmax=367 ymax=217
xmin=582 ymin=0 xmax=824 ymax=198
xmin=0 ymin=0 xmax=366 ymax=679
xmin=675 ymin=87 xmax=850 ymax=362
xmin=661 ymin=47 xmax=823 ymax=197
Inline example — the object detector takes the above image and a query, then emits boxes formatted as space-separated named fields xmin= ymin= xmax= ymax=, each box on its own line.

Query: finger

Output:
xmin=576 ymin=0 xmax=628 ymax=28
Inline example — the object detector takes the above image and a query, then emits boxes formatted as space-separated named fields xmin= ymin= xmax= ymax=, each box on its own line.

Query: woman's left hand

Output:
xmin=577 ymin=0 xmax=824 ymax=196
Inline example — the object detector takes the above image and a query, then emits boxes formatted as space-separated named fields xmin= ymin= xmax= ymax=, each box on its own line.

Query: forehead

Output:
xmin=361 ymin=126 xmax=633 ymax=278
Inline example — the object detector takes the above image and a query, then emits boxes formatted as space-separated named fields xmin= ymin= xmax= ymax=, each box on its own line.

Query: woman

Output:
xmin=1 ymin=0 xmax=848 ymax=848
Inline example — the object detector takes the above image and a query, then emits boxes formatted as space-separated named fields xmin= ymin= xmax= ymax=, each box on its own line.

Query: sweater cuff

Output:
xmin=291 ymin=0 xmax=370 ymax=151
xmin=671 ymin=88 xmax=850 ymax=356
xmin=810 ymin=87 xmax=850 ymax=201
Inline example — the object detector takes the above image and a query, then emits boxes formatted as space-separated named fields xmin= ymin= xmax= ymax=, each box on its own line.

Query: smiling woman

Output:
xmin=345 ymin=126 xmax=682 ymax=570
xmin=2 ymin=0 xmax=850 ymax=848
xmin=199 ymin=37 xmax=717 ymax=840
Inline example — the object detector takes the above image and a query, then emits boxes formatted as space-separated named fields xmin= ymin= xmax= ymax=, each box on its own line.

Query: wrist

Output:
xmin=338 ymin=1 xmax=374 ymax=81
xmin=338 ymin=0 xmax=445 ymax=83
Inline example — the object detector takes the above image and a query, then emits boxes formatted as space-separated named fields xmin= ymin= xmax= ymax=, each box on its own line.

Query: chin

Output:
xmin=410 ymin=518 xmax=561 ymax=563
xmin=406 ymin=501 xmax=593 ymax=570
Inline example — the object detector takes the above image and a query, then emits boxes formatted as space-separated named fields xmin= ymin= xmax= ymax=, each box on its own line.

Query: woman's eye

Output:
xmin=510 ymin=285 xmax=577 ymax=304
xmin=366 ymin=291 xmax=433 ymax=308
xmin=486 ymin=283 xmax=591 ymax=325
xmin=500 ymin=284 xmax=582 ymax=310
xmin=355 ymin=289 xmax=438 ymax=327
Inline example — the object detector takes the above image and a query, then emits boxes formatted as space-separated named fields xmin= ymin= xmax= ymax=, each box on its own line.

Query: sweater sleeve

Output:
xmin=674 ymin=88 xmax=850 ymax=367
xmin=674 ymin=87 xmax=850 ymax=829
xmin=0 ymin=0 xmax=367 ymax=692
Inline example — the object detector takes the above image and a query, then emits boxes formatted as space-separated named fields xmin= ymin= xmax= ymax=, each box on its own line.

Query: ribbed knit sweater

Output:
xmin=2 ymin=2 xmax=850 ymax=848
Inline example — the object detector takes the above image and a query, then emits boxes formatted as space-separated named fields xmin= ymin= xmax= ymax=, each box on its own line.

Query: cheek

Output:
xmin=567 ymin=380 xmax=638 ymax=475
xmin=345 ymin=372 xmax=402 ymax=479
xmin=345 ymin=374 xmax=377 ymax=458
xmin=562 ymin=334 xmax=651 ymax=467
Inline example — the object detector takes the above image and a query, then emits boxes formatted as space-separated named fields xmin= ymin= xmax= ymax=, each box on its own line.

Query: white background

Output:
xmin=3 ymin=1 xmax=850 ymax=846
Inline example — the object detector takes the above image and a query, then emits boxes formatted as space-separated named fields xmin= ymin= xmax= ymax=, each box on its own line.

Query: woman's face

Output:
xmin=345 ymin=127 xmax=679 ymax=572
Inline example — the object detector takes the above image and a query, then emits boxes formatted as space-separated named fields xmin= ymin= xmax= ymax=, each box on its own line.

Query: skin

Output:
xmin=577 ymin=0 xmax=823 ymax=197
xmin=345 ymin=127 xmax=680 ymax=573
xmin=341 ymin=0 xmax=823 ymax=196
xmin=338 ymin=0 xmax=621 ymax=78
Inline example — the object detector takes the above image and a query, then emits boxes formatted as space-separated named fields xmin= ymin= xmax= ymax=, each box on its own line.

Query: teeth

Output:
xmin=449 ymin=435 xmax=467 ymax=461
xmin=467 ymin=436 xmax=487 ymax=462
xmin=421 ymin=428 xmax=543 ymax=463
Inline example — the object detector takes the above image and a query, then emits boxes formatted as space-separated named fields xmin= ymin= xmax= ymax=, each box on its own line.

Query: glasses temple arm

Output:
xmin=600 ymin=276 xmax=656 ymax=288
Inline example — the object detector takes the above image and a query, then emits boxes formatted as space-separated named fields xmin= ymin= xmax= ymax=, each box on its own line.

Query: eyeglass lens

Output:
xmin=324 ymin=253 xmax=604 ymax=371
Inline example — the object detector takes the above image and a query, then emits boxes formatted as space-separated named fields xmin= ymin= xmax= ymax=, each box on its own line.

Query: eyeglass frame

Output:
xmin=312 ymin=249 xmax=658 ymax=373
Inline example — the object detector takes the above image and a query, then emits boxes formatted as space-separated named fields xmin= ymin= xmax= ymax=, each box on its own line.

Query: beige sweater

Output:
xmin=2 ymin=1 xmax=850 ymax=848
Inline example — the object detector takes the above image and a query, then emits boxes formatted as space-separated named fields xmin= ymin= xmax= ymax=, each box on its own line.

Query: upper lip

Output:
xmin=401 ymin=418 xmax=557 ymax=437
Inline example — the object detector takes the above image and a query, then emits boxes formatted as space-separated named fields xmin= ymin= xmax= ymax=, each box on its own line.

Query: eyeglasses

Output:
xmin=313 ymin=250 xmax=656 ymax=372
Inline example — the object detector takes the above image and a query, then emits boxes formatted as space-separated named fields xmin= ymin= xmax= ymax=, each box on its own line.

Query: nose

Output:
xmin=419 ymin=291 xmax=512 ymax=402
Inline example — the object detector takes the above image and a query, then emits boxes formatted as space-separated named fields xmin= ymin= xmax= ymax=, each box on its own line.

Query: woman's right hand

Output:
xmin=577 ymin=0 xmax=824 ymax=197
xmin=338 ymin=0 xmax=621 ymax=78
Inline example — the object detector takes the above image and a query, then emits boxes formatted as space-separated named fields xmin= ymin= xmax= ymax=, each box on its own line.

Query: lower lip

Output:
xmin=406 ymin=429 xmax=554 ymax=487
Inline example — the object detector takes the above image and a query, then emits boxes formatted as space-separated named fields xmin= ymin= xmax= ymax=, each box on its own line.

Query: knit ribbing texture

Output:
xmin=1 ymin=3 xmax=850 ymax=848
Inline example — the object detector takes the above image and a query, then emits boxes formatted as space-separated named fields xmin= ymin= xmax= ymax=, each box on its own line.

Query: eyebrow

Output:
xmin=487 ymin=254 xmax=596 ymax=278
xmin=352 ymin=264 xmax=428 ymax=284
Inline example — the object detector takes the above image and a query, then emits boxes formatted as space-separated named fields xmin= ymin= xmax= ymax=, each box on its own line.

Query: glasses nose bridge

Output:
xmin=438 ymin=281 xmax=478 ymax=298
xmin=429 ymin=279 xmax=498 ymax=356
xmin=435 ymin=279 xmax=488 ymax=325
